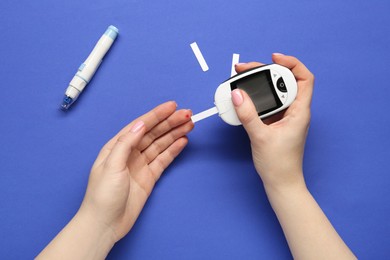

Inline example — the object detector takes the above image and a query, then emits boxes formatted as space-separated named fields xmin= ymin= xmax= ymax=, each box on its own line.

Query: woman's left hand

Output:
xmin=80 ymin=101 xmax=194 ymax=242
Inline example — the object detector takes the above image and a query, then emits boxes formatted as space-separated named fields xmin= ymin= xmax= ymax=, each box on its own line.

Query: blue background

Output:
xmin=0 ymin=0 xmax=389 ymax=259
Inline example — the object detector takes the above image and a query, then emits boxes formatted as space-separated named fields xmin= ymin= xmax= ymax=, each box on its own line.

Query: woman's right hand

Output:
xmin=232 ymin=54 xmax=314 ymax=192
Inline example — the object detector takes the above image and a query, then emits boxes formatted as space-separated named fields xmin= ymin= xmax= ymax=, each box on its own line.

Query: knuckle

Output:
xmin=254 ymin=127 xmax=268 ymax=141
xmin=250 ymin=131 xmax=267 ymax=147
xmin=184 ymin=122 xmax=194 ymax=133
xmin=309 ymin=72 xmax=315 ymax=83
xmin=117 ymin=134 xmax=129 ymax=144
xmin=156 ymin=158 xmax=167 ymax=172
xmin=151 ymin=166 xmax=161 ymax=182
xmin=290 ymin=55 xmax=299 ymax=63
xmin=152 ymin=141 xmax=164 ymax=153
xmin=116 ymin=133 xmax=136 ymax=152
xmin=104 ymin=157 xmax=116 ymax=169
xmin=239 ymin=111 xmax=256 ymax=125
xmin=147 ymin=131 xmax=157 ymax=143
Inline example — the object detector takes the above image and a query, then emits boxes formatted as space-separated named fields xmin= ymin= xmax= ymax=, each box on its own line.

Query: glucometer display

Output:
xmin=231 ymin=70 xmax=282 ymax=115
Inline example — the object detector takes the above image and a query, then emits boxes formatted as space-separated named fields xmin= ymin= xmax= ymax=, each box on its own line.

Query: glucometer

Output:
xmin=191 ymin=64 xmax=298 ymax=125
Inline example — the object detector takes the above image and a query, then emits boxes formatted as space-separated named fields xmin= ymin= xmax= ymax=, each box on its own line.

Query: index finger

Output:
xmin=234 ymin=62 xmax=265 ymax=74
xmin=272 ymin=54 xmax=314 ymax=108
xmin=95 ymin=101 xmax=177 ymax=165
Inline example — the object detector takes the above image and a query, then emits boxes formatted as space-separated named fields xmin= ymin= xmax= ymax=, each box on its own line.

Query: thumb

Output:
xmin=231 ymin=89 xmax=266 ymax=138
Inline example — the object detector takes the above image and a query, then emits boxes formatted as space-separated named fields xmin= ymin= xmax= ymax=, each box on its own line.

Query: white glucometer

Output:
xmin=191 ymin=64 xmax=298 ymax=125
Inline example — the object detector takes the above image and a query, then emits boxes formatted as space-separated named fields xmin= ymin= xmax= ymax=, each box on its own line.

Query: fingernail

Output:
xmin=231 ymin=89 xmax=243 ymax=106
xmin=235 ymin=63 xmax=246 ymax=66
xmin=130 ymin=121 xmax=144 ymax=133
xmin=273 ymin=53 xmax=284 ymax=56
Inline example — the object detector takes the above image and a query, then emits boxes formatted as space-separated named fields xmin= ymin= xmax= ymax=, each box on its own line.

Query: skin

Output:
xmin=37 ymin=102 xmax=194 ymax=259
xmin=232 ymin=54 xmax=356 ymax=259
xmin=37 ymin=54 xmax=356 ymax=260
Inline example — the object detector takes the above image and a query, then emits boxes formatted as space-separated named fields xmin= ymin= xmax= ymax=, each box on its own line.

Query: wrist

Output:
xmin=263 ymin=177 xmax=311 ymax=223
xmin=262 ymin=171 xmax=308 ymax=200
xmin=37 ymin=208 xmax=117 ymax=260
xmin=72 ymin=208 xmax=117 ymax=256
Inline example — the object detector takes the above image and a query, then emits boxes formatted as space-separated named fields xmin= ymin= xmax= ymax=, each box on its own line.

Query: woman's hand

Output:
xmin=232 ymin=54 xmax=314 ymax=192
xmin=233 ymin=55 xmax=356 ymax=259
xmin=37 ymin=102 xmax=194 ymax=259
xmin=80 ymin=101 xmax=194 ymax=241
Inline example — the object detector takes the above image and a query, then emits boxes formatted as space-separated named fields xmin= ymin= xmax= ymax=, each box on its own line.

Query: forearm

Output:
xmin=264 ymin=175 xmax=356 ymax=260
xmin=36 ymin=209 xmax=116 ymax=260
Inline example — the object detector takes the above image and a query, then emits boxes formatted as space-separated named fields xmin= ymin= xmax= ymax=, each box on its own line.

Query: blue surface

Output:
xmin=0 ymin=0 xmax=389 ymax=259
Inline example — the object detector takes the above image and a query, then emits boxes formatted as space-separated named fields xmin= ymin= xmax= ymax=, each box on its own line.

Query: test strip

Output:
xmin=190 ymin=42 xmax=209 ymax=72
xmin=191 ymin=106 xmax=218 ymax=123
xmin=231 ymin=53 xmax=240 ymax=77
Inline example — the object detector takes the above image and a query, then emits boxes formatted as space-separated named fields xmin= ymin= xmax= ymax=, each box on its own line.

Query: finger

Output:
xmin=138 ymin=109 xmax=192 ymax=151
xmin=272 ymin=53 xmax=314 ymax=81
xmin=272 ymin=53 xmax=314 ymax=107
xmin=96 ymin=101 xmax=177 ymax=165
xmin=104 ymin=121 xmax=145 ymax=172
xmin=149 ymin=137 xmax=188 ymax=181
xmin=234 ymin=62 xmax=265 ymax=74
xmin=105 ymin=101 xmax=177 ymax=150
xmin=142 ymin=121 xmax=194 ymax=164
xmin=231 ymin=89 xmax=266 ymax=140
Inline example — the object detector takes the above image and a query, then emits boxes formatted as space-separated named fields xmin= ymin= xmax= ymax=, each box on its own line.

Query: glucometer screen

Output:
xmin=231 ymin=70 xmax=282 ymax=115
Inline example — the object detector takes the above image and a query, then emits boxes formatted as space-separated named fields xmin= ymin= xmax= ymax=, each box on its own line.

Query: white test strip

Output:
xmin=190 ymin=42 xmax=209 ymax=72
xmin=191 ymin=106 xmax=218 ymax=123
xmin=231 ymin=53 xmax=240 ymax=77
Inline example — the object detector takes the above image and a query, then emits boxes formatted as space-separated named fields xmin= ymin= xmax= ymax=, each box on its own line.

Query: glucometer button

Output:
xmin=278 ymin=92 xmax=288 ymax=104
xmin=277 ymin=77 xmax=287 ymax=92
xmin=271 ymin=69 xmax=280 ymax=78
